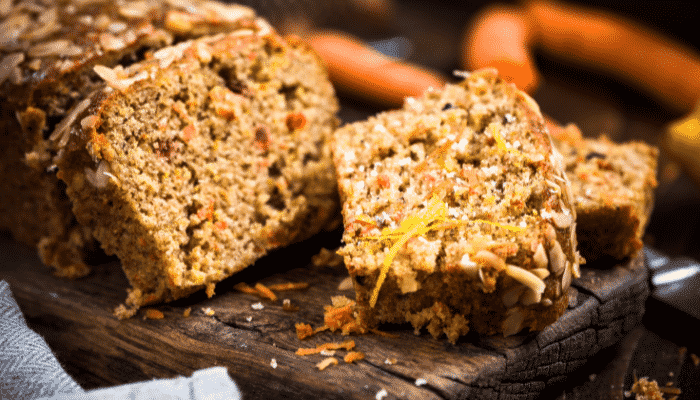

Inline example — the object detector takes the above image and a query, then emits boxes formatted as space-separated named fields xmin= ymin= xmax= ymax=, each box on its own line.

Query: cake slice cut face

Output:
xmin=0 ymin=0 xmax=263 ymax=278
xmin=55 ymin=31 xmax=339 ymax=317
xmin=332 ymin=69 xmax=580 ymax=342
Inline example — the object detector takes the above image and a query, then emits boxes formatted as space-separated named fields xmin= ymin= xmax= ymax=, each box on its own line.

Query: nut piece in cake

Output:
xmin=332 ymin=69 xmax=580 ymax=342
xmin=55 ymin=29 xmax=339 ymax=317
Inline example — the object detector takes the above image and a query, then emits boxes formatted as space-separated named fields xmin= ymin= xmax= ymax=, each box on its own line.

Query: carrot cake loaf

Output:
xmin=332 ymin=69 xmax=581 ymax=342
xmin=51 ymin=26 xmax=339 ymax=317
xmin=0 ymin=0 xmax=270 ymax=278
xmin=548 ymin=123 xmax=658 ymax=262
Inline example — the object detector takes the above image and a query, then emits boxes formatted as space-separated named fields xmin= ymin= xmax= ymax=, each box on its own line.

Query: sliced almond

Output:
xmin=548 ymin=241 xmax=566 ymax=276
xmin=533 ymin=243 xmax=548 ymax=269
xmin=561 ymin=261 xmax=572 ymax=292
xmin=504 ymin=265 xmax=545 ymax=295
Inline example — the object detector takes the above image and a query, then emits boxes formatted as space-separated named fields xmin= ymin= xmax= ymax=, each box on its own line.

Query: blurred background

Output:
xmin=237 ymin=0 xmax=700 ymax=261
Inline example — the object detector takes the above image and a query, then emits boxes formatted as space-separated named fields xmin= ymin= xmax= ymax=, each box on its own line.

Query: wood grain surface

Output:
xmin=0 ymin=230 xmax=649 ymax=400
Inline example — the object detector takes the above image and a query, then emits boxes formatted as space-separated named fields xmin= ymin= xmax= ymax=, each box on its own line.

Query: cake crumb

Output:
xmin=282 ymin=298 xmax=299 ymax=312
xmin=337 ymin=276 xmax=354 ymax=291
xmin=316 ymin=357 xmax=338 ymax=371
xmin=691 ymin=354 xmax=700 ymax=367
xmin=311 ymin=247 xmax=343 ymax=267
xmin=251 ymin=302 xmax=264 ymax=310
xmin=143 ymin=309 xmax=164 ymax=320
xmin=246 ymin=316 xmax=253 ymax=322
xmin=270 ymin=358 xmax=277 ymax=369
xmin=182 ymin=307 xmax=191 ymax=317
xmin=375 ymin=388 xmax=388 ymax=400
xmin=384 ymin=358 xmax=397 ymax=365
xmin=415 ymin=378 xmax=427 ymax=386
xmin=202 ymin=307 xmax=215 ymax=316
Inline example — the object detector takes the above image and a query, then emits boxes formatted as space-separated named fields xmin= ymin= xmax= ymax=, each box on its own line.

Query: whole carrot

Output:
xmin=525 ymin=0 xmax=700 ymax=114
xmin=307 ymin=30 xmax=446 ymax=108
xmin=461 ymin=4 xmax=540 ymax=93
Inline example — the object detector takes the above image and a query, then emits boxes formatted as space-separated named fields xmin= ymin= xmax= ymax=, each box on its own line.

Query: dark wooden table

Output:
xmin=1 ymin=229 xmax=697 ymax=400
xmin=3 ymin=1 xmax=700 ymax=399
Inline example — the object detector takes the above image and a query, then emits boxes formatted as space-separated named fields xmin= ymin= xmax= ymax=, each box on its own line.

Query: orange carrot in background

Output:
xmin=524 ymin=0 xmax=700 ymax=115
xmin=461 ymin=4 xmax=540 ymax=93
xmin=307 ymin=30 xmax=446 ymax=108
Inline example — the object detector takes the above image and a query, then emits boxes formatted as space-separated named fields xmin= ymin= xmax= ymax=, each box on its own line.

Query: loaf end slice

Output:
xmin=548 ymin=123 xmax=658 ymax=262
xmin=0 ymin=0 xmax=259 ymax=278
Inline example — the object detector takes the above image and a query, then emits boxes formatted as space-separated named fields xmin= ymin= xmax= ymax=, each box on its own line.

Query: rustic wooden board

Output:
xmin=0 ymin=231 xmax=647 ymax=400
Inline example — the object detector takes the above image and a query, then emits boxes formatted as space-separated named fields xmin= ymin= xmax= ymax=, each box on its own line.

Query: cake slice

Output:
xmin=332 ymin=69 xmax=581 ymax=342
xmin=547 ymin=122 xmax=658 ymax=262
xmin=54 ymin=30 xmax=339 ymax=317
xmin=0 ymin=0 xmax=261 ymax=278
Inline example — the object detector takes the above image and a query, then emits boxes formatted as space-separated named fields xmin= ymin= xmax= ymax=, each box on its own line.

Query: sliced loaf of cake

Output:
xmin=54 ymin=30 xmax=339 ymax=317
xmin=332 ymin=69 xmax=581 ymax=342
xmin=0 ymin=0 xmax=261 ymax=278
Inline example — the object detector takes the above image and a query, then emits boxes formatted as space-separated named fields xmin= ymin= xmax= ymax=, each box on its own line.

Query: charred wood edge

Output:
xmin=451 ymin=252 xmax=650 ymax=400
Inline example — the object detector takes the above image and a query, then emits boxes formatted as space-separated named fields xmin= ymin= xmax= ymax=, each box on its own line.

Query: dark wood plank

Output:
xmin=0 ymin=232 xmax=648 ymax=399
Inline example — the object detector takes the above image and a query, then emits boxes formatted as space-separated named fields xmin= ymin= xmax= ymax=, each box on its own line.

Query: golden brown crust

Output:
xmin=332 ymin=69 xmax=580 ymax=342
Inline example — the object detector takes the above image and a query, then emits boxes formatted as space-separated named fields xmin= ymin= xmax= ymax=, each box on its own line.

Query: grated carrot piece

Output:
xmin=344 ymin=351 xmax=365 ymax=363
xmin=266 ymin=282 xmax=310 ymax=291
xmin=369 ymin=328 xmax=400 ymax=338
xmin=233 ymin=282 xmax=258 ymax=295
xmin=143 ymin=309 xmax=164 ymax=320
xmin=255 ymin=282 xmax=278 ymax=301
xmin=295 ymin=323 xmax=314 ymax=340
xmin=324 ymin=302 xmax=356 ymax=331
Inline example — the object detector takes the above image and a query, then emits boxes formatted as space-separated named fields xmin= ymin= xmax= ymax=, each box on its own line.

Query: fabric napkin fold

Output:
xmin=0 ymin=280 xmax=83 ymax=400
xmin=1 ymin=280 xmax=241 ymax=400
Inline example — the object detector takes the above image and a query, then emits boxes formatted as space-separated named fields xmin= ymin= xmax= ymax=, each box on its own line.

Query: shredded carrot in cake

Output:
xmin=414 ymin=140 xmax=453 ymax=173
xmin=362 ymin=194 xmax=523 ymax=307
xmin=491 ymin=123 xmax=521 ymax=156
